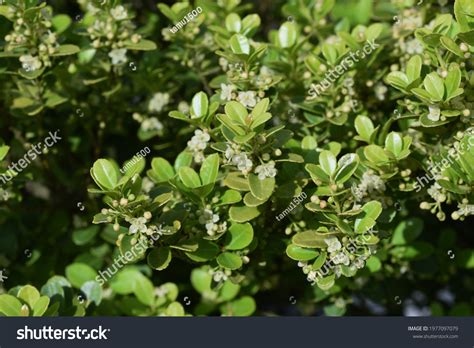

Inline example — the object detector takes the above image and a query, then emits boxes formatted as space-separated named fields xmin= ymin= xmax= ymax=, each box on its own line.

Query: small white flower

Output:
xmin=232 ymin=153 xmax=253 ymax=172
xmin=110 ymin=5 xmax=128 ymax=20
xmin=374 ymin=83 xmax=388 ymax=101
xmin=427 ymin=105 xmax=441 ymax=122
xmin=141 ymin=117 xmax=163 ymax=132
xmin=354 ymin=171 xmax=386 ymax=200
xmin=148 ymin=92 xmax=170 ymax=113
xmin=220 ymin=84 xmax=235 ymax=101
xmin=199 ymin=209 xmax=221 ymax=235
xmin=129 ymin=217 xmax=147 ymax=234
xmin=108 ymin=48 xmax=128 ymax=65
xmin=224 ymin=145 xmax=235 ymax=162
xmin=427 ymin=183 xmax=444 ymax=202
xmin=237 ymin=91 xmax=257 ymax=108
xmin=254 ymin=161 xmax=277 ymax=180
xmin=213 ymin=270 xmax=227 ymax=282
xmin=325 ymin=236 xmax=342 ymax=253
xmin=187 ymin=129 xmax=210 ymax=152
xmin=155 ymin=286 xmax=169 ymax=297
xmin=353 ymin=257 xmax=365 ymax=269
xmin=405 ymin=38 xmax=424 ymax=55
xmin=19 ymin=55 xmax=42 ymax=71
xmin=141 ymin=177 xmax=154 ymax=193
xmin=332 ymin=252 xmax=350 ymax=266
xmin=178 ymin=101 xmax=190 ymax=114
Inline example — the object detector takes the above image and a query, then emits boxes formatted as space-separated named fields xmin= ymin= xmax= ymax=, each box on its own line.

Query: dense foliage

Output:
xmin=0 ymin=0 xmax=473 ymax=317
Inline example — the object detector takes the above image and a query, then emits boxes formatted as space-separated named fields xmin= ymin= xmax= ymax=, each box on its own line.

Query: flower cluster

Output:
xmin=3 ymin=6 xmax=58 ymax=71
xmin=198 ymin=208 xmax=227 ymax=236
xmin=84 ymin=4 xmax=141 ymax=65
xmin=187 ymin=129 xmax=211 ymax=163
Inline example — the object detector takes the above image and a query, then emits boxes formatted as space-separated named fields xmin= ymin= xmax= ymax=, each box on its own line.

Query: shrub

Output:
xmin=0 ymin=0 xmax=473 ymax=316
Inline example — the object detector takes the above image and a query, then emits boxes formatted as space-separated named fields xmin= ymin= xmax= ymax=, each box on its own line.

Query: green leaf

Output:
xmin=361 ymin=201 xmax=383 ymax=221
xmin=200 ymin=154 xmax=219 ymax=185
xmin=217 ymin=252 xmax=243 ymax=270
xmin=454 ymin=0 xmax=474 ymax=32
xmin=150 ymin=157 xmax=175 ymax=182
xmin=191 ymin=268 xmax=212 ymax=294
xmin=445 ymin=65 xmax=461 ymax=99
xmin=292 ymin=230 xmax=340 ymax=248
xmin=65 ymin=263 xmax=97 ymax=288
xmin=230 ymin=34 xmax=250 ymax=55
xmin=248 ymin=174 xmax=274 ymax=200
xmin=122 ymin=156 xmax=146 ymax=178
xmin=147 ymin=247 xmax=172 ymax=270
xmin=250 ymin=112 xmax=272 ymax=129
xmin=92 ymin=159 xmax=119 ymax=190
xmin=157 ymin=3 xmax=178 ymax=21
xmin=364 ymin=145 xmax=389 ymax=164
xmin=123 ymin=39 xmax=157 ymax=51
xmin=51 ymin=44 xmax=80 ymax=56
xmin=322 ymin=43 xmax=338 ymax=65
xmin=17 ymin=285 xmax=40 ymax=309
xmin=306 ymin=163 xmax=330 ymax=183
xmin=178 ymin=167 xmax=201 ymax=188
xmin=241 ymin=14 xmax=261 ymax=35
xmin=229 ymin=206 xmax=260 ymax=222
xmin=165 ymin=302 xmax=185 ymax=316
xmin=334 ymin=153 xmax=358 ymax=184
xmin=316 ymin=274 xmax=335 ymax=290
xmin=440 ymin=36 xmax=464 ymax=57
xmin=423 ymin=72 xmax=445 ymax=102
xmin=406 ymin=55 xmax=422 ymax=82
xmin=133 ymin=273 xmax=155 ymax=306
xmin=458 ymin=30 xmax=474 ymax=45
xmin=385 ymin=132 xmax=403 ymax=157
xmin=80 ymin=281 xmax=102 ymax=305
xmin=224 ymin=223 xmax=254 ymax=250
xmin=225 ymin=13 xmax=241 ymax=32
xmin=278 ymin=22 xmax=297 ymax=48
xmin=319 ymin=150 xmax=337 ymax=176
xmin=52 ymin=14 xmax=72 ymax=33
xmin=354 ymin=217 xmax=376 ymax=234
xmin=0 ymin=295 xmax=22 ymax=316
xmin=72 ymin=226 xmax=99 ymax=246
xmin=224 ymin=172 xmax=250 ymax=191
xmin=191 ymin=91 xmax=209 ymax=118
xmin=40 ymin=276 xmax=71 ymax=300
xmin=225 ymin=101 xmax=248 ymax=124
xmin=186 ymin=240 xmax=220 ymax=262
xmin=32 ymin=296 xmax=50 ymax=316
xmin=312 ymin=251 xmax=327 ymax=270
xmin=366 ymin=256 xmax=381 ymax=272
xmin=0 ymin=145 xmax=9 ymax=161
xmin=385 ymin=71 xmax=408 ymax=90
xmin=219 ymin=190 xmax=242 ymax=205
xmin=110 ymin=269 xmax=141 ymax=295
xmin=391 ymin=217 xmax=424 ymax=245
xmin=354 ymin=115 xmax=374 ymax=143
xmin=286 ymin=244 xmax=319 ymax=261
xmin=221 ymin=296 xmax=256 ymax=316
